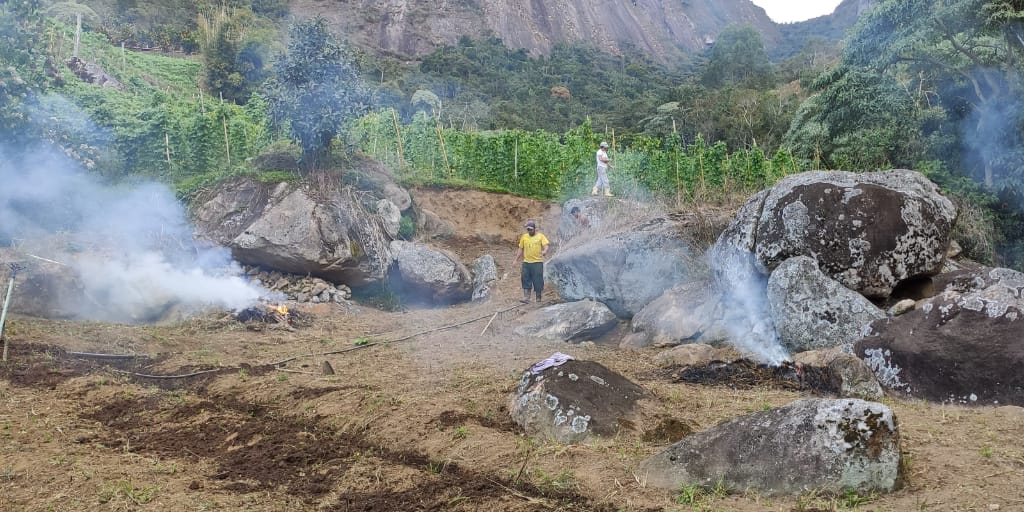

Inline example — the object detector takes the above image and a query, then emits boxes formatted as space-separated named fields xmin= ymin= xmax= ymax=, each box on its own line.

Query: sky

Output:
xmin=749 ymin=0 xmax=844 ymax=23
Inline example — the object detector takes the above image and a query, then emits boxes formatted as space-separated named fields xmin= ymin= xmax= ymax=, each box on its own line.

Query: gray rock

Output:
xmin=389 ymin=240 xmax=472 ymax=303
xmin=513 ymin=299 xmax=618 ymax=342
xmin=767 ymin=256 xmax=885 ymax=353
xmin=627 ymin=280 xmax=730 ymax=348
xmin=792 ymin=348 xmax=883 ymax=400
xmin=546 ymin=217 xmax=702 ymax=318
xmin=376 ymin=199 xmax=402 ymax=239
xmin=194 ymin=180 xmax=392 ymax=286
xmin=416 ymin=208 xmax=455 ymax=239
xmin=470 ymin=254 xmax=498 ymax=302
xmin=640 ymin=398 xmax=902 ymax=496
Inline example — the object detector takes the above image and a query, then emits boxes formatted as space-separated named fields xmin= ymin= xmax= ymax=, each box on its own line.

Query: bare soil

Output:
xmin=2 ymin=188 xmax=1023 ymax=512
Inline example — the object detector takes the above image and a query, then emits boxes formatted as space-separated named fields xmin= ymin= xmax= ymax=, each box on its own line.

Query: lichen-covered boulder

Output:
xmin=855 ymin=281 xmax=1024 ymax=405
xmin=767 ymin=256 xmax=885 ymax=353
xmin=509 ymin=359 xmax=647 ymax=444
xmin=640 ymin=398 xmax=902 ymax=496
xmin=714 ymin=170 xmax=957 ymax=299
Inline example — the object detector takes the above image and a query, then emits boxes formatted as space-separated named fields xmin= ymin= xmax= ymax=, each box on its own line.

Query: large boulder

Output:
xmin=855 ymin=281 xmax=1024 ymax=405
xmin=193 ymin=179 xmax=393 ymax=287
xmin=767 ymin=256 xmax=885 ymax=353
xmin=512 ymin=299 xmax=618 ymax=342
xmin=388 ymin=241 xmax=472 ymax=304
xmin=714 ymin=170 xmax=957 ymax=299
xmin=509 ymin=359 xmax=647 ymax=444
xmin=546 ymin=217 xmax=703 ymax=318
xmin=623 ymin=281 xmax=730 ymax=349
xmin=470 ymin=254 xmax=498 ymax=302
xmin=640 ymin=398 xmax=902 ymax=496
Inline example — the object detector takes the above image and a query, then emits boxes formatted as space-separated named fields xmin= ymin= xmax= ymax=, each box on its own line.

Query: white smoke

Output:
xmin=709 ymin=244 xmax=789 ymax=365
xmin=0 ymin=144 xmax=273 ymax=323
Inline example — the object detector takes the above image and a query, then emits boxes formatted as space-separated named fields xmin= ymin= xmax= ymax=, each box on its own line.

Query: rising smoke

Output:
xmin=708 ymin=243 xmax=789 ymax=365
xmin=0 ymin=141 xmax=273 ymax=323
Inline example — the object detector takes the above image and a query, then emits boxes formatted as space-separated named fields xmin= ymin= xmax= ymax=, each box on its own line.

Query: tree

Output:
xmin=701 ymin=25 xmax=775 ymax=89
xmin=263 ymin=16 xmax=369 ymax=170
xmin=843 ymin=0 xmax=1024 ymax=189
xmin=0 ymin=0 xmax=45 ymax=150
xmin=782 ymin=65 xmax=921 ymax=170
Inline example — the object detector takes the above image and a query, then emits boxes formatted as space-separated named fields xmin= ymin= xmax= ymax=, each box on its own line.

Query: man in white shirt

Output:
xmin=592 ymin=141 xmax=613 ymax=196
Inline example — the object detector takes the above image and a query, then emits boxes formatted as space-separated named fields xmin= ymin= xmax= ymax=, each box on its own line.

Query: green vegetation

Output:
xmin=1 ymin=0 xmax=1023 ymax=268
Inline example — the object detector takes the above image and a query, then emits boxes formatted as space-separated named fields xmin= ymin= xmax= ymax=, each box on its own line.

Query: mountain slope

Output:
xmin=292 ymin=0 xmax=781 ymax=62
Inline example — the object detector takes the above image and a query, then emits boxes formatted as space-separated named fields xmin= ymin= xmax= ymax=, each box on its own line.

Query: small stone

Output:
xmin=321 ymin=361 xmax=335 ymax=376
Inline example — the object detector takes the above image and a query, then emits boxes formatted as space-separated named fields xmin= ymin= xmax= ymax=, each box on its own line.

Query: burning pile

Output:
xmin=667 ymin=359 xmax=841 ymax=395
xmin=235 ymin=303 xmax=300 ymax=328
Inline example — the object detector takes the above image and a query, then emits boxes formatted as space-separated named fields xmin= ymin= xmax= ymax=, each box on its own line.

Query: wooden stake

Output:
xmin=1 ymin=270 xmax=18 ymax=363
xmin=514 ymin=136 xmax=519 ymax=184
xmin=391 ymin=109 xmax=405 ymax=169
xmin=73 ymin=12 xmax=81 ymax=58
xmin=164 ymin=132 xmax=171 ymax=165
xmin=222 ymin=116 xmax=231 ymax=166
xmin=436 ymin=122 xmax=452 ymax=179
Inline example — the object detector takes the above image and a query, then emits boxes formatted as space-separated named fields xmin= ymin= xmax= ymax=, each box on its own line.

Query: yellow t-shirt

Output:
xmin=518 ymin=232 xmax=549 ymax=263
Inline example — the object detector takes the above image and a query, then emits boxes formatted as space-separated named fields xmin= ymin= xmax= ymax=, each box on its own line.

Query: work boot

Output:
xmin=604 ymin=188 xmax=614 ymax=197
xmin=591 ymin=187 xmax=599 ymax=195
xmin=521 ymin=290 xmax=531 ymax=303
xmin=535 ymin=293 xmax=542 ymax=302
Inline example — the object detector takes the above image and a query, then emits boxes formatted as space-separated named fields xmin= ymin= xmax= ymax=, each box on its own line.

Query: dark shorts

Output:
xmin=521 ymin=262 xmax=544 ymax=293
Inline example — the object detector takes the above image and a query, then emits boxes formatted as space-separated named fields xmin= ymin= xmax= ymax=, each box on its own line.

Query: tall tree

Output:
xmin=701 ymin=25 xmax=775 ymax=89
xmin=843 ymin=0 xmax=1024 ymax=189
xmin=263 ymin=16 xmax=369 ymax=170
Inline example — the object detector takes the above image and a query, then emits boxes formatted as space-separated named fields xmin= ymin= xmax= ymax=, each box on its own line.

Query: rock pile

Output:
xmin=243 ymin=266 xmax=352 ymax=304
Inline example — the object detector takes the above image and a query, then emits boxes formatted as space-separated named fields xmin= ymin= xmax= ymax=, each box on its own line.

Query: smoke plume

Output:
xmin=0 ymin=144 xmax=272 ymax=323
xmin=709 ymin=244 xmax=789 ymax=365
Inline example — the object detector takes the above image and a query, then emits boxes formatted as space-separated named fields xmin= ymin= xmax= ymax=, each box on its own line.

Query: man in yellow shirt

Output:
xmin=512 ymin=220 xmax=550 ymax=303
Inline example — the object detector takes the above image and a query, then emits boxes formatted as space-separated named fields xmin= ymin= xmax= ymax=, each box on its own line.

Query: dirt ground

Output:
xmin=2 ymin=188 xmax=1024 ymax=512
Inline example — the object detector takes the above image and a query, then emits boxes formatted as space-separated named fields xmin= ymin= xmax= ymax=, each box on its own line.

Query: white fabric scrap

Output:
xmin=530 ymin=352 xmax=575 ymax=375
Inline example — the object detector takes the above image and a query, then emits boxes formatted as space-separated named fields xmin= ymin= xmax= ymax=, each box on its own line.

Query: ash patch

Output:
xmin=663 ymin=358 xmax=841 ymax=394
xmin=433 ymin=409 xmax=519 ymax=432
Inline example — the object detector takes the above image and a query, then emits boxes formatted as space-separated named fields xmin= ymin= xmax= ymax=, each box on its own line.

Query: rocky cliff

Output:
xmin=292 ymin=0 xmax=782 ymax=62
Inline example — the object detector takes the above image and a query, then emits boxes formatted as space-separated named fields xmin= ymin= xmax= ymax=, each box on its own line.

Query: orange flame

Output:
xmin=275 ymin=304 xmax=289 ymax=315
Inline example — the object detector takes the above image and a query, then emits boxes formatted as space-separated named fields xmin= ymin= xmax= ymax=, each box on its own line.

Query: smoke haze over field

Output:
xmin=0 ymin=145 xmax=272 ymax=323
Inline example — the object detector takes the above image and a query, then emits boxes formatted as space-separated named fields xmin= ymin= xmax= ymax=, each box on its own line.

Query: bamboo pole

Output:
xmin=73 ymin=12 xmax=81 ymax=58
xmin=222 ymin=116 xmax=231 ymax=166
xmin=391 ymin=109 xmax=405 ymax=169
xmin=165 ymin=132 xmax=171 ymax=165
xmin=436 ymin=122 xmax=452 ymax=179
xmin=513 ymin=136 xmax=519 ymax=184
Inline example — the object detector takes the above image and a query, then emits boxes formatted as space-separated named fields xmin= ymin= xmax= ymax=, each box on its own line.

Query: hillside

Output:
xmin=292 ymin=0 xmax=781 ymax=62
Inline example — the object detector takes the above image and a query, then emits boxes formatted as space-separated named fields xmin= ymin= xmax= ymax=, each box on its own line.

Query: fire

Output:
xmin=274 ymin=304 xmax=289 ymax=316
